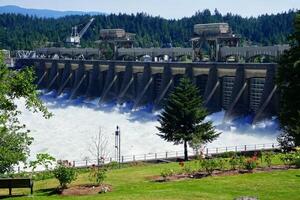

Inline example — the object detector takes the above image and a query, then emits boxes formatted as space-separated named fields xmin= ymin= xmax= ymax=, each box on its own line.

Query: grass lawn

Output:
xmin=1 ymin=160 xmax=300 ymax=200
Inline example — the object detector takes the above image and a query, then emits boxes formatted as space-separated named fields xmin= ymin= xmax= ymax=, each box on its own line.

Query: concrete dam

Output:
xmin=16 ymin=59 xmax=278 ymax=123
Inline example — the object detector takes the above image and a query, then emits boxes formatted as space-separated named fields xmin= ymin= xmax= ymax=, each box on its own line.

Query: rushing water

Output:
xmin=16 ymin=91 xmax=281 ymax=162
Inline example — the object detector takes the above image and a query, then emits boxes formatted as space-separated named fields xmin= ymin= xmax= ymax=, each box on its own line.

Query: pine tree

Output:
xmin=157 ymin=77 xmax=220 ymax=161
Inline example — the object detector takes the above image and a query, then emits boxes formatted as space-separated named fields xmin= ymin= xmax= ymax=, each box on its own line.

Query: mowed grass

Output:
xmin=1 ymin=161 xmax=300 ymax=200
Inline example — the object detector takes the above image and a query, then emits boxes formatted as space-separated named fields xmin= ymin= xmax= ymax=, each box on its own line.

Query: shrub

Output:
xmin=33 ymin=171 xmax=54 ymax=181
xmin=216 ymin=151 xmax=236 ymax=158
xmin=160 ymin=168 xmax=175 ymax=181
xmin=182 ymin=165 xmax=193 ymax=174
xmin=238 ymin=156 xmax=246 ymax=170
xmin=229 ymin=156 xmax=239 ymax=170
xmin=293 ymin=150 xmax=300 ymax=168
xmin=89 ymin=166 xmax=107 ymax=186
xmin=244 ymin=157 xmax=258 ymax=171
xmin=263 ymin=151 xmax=274 ymax=168
xmin=216 ymin=158 xmax=227 ymax=171
xmin=53 ymin=165 xmax=77 ymax=188
xmin=280 ymin=153 xmax=295 ymax=168
xmin=201 ymin=159 xmax=218 ymax=175
xmin=107 ymin=161 xmax=119 ymax=169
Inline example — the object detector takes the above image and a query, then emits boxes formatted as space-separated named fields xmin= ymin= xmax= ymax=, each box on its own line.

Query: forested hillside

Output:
xmin=0 ymin=9 xmax=297 ymax=50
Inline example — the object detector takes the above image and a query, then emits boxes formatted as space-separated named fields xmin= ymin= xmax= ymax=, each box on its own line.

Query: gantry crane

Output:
xmin=66 ymin=18 xmax=95 ymax=46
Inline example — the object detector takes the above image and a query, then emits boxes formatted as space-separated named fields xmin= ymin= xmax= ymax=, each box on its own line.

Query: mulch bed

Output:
xmin=152 ymin=165 xmax=297 ymax=182
xmin=60 ymin=184 xmax=112 ymax=196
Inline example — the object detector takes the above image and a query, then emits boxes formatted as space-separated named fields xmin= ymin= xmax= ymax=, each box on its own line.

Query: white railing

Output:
xmin=71 ymin=143 xmax=280 ymax=168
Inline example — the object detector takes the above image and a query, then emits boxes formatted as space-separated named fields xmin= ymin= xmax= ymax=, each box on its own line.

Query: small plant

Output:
xmin=89 ymin=166 xmax=107 ymax=186
xmin=201 ymin=159 xmax=218 ymax=175
xmin=216 ymin=158 xmax=227 ymax=171
xmin=182 ymin=165 xmax=193 ymax=174
xmin=160 ymin=168 xmax=174 ymax=181
xmin=238 ymin=156 xmax=245 ymax=170
xmin=229 ymin=156 xmax=239 ymax=170
xmin=107 ymin=161 xmax=119 ymax=169
xmin=280 ymin=153 xmax=295 ymax=168
xmin=53 ymin=164 xmax=77 ymax=189
xmin=263 ymin=151 xmax=274 ymax=168
xmin=244 ymin=157 xmax=258 ymax=171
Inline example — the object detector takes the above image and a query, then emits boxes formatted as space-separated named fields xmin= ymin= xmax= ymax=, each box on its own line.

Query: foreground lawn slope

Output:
xmin=1 ymin=162 xmax=300 ymax=200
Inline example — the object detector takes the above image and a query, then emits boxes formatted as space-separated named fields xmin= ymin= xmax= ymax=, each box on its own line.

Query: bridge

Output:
xmin=219 ymin=45 xmax=290 ymax=62
xmin=16 ymin=58 xmax=279 ymax=123
xmin=117 ymin=48 xmax=194 ymax=60
xmin=29 ymin=45 xmax=288 ymax=62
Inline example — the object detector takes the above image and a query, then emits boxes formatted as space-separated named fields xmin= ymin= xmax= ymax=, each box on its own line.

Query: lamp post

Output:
xmin=115 ymin=126 xmax=121 ymax=168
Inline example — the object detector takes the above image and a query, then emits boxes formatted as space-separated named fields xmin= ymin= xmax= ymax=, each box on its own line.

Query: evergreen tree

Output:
xmin=157 ymin=77 xmax=219 ymax=161
xmin=277 ymin=13 xmax=300 ymax=147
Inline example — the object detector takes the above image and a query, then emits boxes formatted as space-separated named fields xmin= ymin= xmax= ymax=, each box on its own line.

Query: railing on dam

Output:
xmin=70 ymin=143 xmax=279 ymax=168
xmin=15 ymin=58 xmax=279 ymax=122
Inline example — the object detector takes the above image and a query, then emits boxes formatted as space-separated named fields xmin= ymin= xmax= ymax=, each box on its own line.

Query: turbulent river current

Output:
xmin=16 ymin=91 xmax=281 ymax=162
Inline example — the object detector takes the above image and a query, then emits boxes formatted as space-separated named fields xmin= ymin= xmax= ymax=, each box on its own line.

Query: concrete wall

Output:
xmin=16 ymin=58 xmax=278 ymax=122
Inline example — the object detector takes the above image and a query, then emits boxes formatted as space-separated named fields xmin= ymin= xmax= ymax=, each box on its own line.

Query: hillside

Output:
xmin=0 ymin=5 xmax=103 ymax=19
xmin=0 ymin=9 xmax=297 ymax=50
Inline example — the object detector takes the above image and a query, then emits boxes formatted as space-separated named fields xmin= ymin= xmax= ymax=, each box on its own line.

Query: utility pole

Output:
xmin=115 ymin=126 xmax=121 ymax=168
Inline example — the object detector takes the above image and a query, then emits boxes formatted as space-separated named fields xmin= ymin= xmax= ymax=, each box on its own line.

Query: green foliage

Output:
xmin=238 ymin=156 xmax=246 ymax=170
xmin=89 ymin=166 xmax=107 ymax=186
xmin=29 ymin=153 xmax=56 ymax=172
xmin=280 ymin=153 xmax=295 ymax=168
xmin=157 ymin=77 xmax=219 ymax=161
xmin=0 ymin=53 xmax=51 ymax=175
xmin=229 ymin=156 xmax=239 ymax=170
xmin=216 ymin=158 xmax=227 ymax=171
xmin=160 ymin=168 xmax=175 ymax=180
xmin=277 ymin=13 xmax=300 ymax=147
xmin=33 ymin=170 xmax=55 ymax=181
xmin=201 ymin=159 xmax=218 ymax=175
xmin=53 ymin=165 xmax=77 ymax=188
xmin=107 ymin=161 xmax=119 ymax=169
xmin=263 ymin=151 xmax=274 ymax=168
xmin=243 ymin=157 xmax=258 ymax=171
xmin=215 ymin=151 xmax=236 ymax=158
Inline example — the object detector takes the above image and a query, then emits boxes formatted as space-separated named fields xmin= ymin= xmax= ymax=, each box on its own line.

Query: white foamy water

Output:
xmin=16 ymin=91 xmax=281 ymax=162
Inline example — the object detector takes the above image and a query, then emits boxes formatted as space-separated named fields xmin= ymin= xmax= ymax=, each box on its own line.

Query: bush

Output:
xmin=33 ymin=171 xmax=54 ymax=181
xmin=263 ymin=151 xmax=274 ymax=168
xmin=216 ymin=158 xmax=227 ymax=171
xmin=53 ymin=165 xmax=77 ymax=188
xmin=160 ymin=168 xmax=175 ymax=181
xmin=107 ymin=161 xmax=119 ymax=169
xmin=201 ymin=159 xmax=218 ymax=175
xmin=280 ymin=153 xmax=295 ymax=168
xmin=89 ymin=166 xmax=107 ymax=186
xmin=244 ymin=157 xmax=258 ymax=171
xmin=238 ymin=156 xmax=246 ymax=170
xmin=216 ymin=151 xmax=236 ymax=158
xmin=229 ymin=156 xmax=239 ymax=170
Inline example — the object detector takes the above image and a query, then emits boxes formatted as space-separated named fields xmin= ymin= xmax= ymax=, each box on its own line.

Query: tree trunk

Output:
xmin=184 ymin=140 xmax=188 ymax=161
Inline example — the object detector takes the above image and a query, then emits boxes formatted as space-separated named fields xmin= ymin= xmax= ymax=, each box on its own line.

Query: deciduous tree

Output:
xmin=277 ymin=13 xmax=300 ymax=147
xmin=0 ymin=53 xmax=51 ymax=174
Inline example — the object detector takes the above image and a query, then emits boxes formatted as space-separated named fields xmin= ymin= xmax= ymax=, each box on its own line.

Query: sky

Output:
xmin=0 ymin=0 xmax=299 ymax=19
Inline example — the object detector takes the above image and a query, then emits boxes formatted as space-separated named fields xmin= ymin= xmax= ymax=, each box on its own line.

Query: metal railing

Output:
xmin=71 ymin=143 xmax=280 ymax=168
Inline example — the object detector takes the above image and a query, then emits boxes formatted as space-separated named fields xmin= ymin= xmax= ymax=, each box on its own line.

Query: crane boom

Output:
xmin=79 ymin=18 xmax=95 ymax=37
xmin=66 ymin=18 xmax=95 ymax=46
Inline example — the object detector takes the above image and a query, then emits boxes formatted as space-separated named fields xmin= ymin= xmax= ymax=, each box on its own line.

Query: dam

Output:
xmin=16 ymin=58 xmax=278 ymax=123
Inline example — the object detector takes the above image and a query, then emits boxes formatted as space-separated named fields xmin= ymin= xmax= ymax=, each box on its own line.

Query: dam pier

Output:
xmin=16 ymin=59 xmax=278 ymax=123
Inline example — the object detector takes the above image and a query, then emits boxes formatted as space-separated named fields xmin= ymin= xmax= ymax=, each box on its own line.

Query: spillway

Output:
xmin=16 ymin=91 xmax=280 ymax=162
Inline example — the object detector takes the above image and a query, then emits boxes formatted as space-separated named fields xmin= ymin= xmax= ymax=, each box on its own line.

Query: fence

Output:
xmin=71 ymin=143 xmax=280 ymax=168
